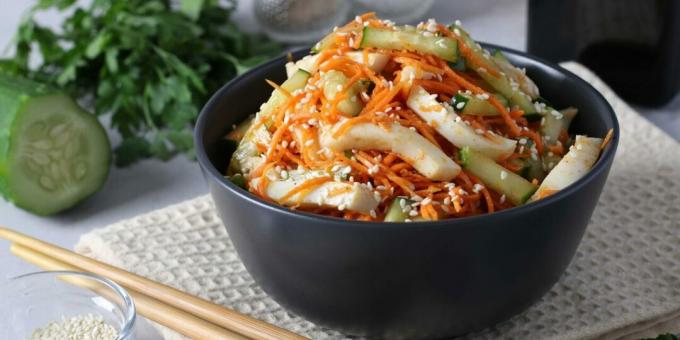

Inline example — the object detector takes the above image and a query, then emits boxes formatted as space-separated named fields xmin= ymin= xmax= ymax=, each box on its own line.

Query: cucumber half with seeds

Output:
xmin=0 ymin=74 xmax=110 ymax=215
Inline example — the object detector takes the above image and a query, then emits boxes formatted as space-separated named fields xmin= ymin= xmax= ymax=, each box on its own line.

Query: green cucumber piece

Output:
xmin=261 ymin=70 xmax=311 ymax=126
xmin=452 ymin=92 xmax=508 ymax=116
xmin=542 ymin=153 xmax=562 ymax=172
xmin=525 ymin=156 xmax=545 ymax=182
xmin=452 ymin=25 xmax=536 ymax=114
xmin=459 ymin=147 xmax=537 ymax=205
xmin=227 ymin=173 xmax=246 ymax=188
xmin=540 ymin=107 xmax=578 ymax=145
xmin=360 ymin=27 xmax=458 ymax=62
xmin=0 ymin=74 xmax=111 ymax=215
xmin=228 ymin=70 xmax=311 ymax=175
xmin=321 ymin=70 xmax=368 ymax=116
xmin=507 ymin=157 xmax=530 ymax=178
xmin=384 ymin=197 xmax=415 ymax=222
xmin=492 ymin=50 xmax=540 ymax=100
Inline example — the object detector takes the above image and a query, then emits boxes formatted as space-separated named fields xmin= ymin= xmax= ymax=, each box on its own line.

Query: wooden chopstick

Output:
xmin=10 ymin=243 xmax=247 ymax=340
xmin=0 ymin=227 xmax=307 ymax=340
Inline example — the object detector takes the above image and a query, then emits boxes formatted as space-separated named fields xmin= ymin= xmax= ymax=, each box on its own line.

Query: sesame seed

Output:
xmin=475 ymin=128 xmax=485 ymax=135
xmin=472 ymin=183 xmax=485 ymax=193
xmin=456 ymin=102 xmax=465 ymax=110
xmin=500 ymin=194 xmax=506 ymax=204
xmin=338 ymin=204 xmax=346 ymax=211
xmin=500 ymin=170 xmax=508 ymax=180
xmin=305 ymin=139 xmax=314 ymax=146
xmin=409 ymin=210 xmax=419 ymax=217
xmin=404 ymin=218 xmax=413 ymax=222
xmin=370 ymin=210 xmax=377 ymax=218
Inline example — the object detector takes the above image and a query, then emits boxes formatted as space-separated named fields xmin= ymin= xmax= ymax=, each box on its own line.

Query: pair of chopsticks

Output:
xmin=0 ymin=227 xmax=307 ymax=340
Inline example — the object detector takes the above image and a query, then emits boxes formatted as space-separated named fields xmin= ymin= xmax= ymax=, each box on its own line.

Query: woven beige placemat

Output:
xmin=75 ymin=63 xmax=680 ymax=340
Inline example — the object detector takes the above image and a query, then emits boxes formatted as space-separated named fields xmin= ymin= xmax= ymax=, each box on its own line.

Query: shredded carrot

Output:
xmin=601 ymin=128 xmax=614 ymax=150
xmin=265 ymin=79 xmax=291 ymax=98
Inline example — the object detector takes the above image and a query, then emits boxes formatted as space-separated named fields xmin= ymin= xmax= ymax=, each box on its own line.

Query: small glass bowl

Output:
xmin=0 ymin=271 xmax=136 ymax=339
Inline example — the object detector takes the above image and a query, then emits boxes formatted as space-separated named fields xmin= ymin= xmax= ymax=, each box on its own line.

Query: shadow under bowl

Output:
xmin=195 ymin=45 xmax=619 ymax=339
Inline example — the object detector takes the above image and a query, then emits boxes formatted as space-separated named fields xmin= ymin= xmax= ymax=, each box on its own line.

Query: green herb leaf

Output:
xmin=8 ymin=0 xmax=281 ymax=166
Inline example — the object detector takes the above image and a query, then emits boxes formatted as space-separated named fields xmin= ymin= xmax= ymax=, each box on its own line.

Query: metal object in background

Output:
xmin=351 ymin=0 xmax=436 ymax=23
xmin=254 ymin=0 xmax=351 ymax=43
xmin=528 ymin=0 xmax=680 ymax=107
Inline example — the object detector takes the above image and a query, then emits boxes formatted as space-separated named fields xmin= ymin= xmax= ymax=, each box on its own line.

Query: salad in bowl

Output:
xmin=224 ymin=13 xmax=613 ymax=222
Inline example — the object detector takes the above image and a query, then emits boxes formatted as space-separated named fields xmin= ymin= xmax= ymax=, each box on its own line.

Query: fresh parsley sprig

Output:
xmin=2 ymin=0 xmax=281 ymax=166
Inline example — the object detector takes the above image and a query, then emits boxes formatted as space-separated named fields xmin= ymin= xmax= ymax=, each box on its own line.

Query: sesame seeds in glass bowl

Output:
xmin=0 ymin=271 xmax=136 ymax=340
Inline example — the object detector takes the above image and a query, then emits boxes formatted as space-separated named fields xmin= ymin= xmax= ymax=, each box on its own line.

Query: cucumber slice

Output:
xmin=507 ymin=157 xmax=530 ymax=177
xmin=321 ymin=70 xmax=368 ymax=116
xmin=459 ymin=147 xmax=537 ymax=205
xmin=452 ymin=25 xmax=537 ymax=114
xmin=360 ymin=27 xmax=458 ymax=62
xmin=525 ymin=156 xmax=546 ymax=182
xmin=0 ymin=74 xmax=110 ymax=215
xmin=542 ymin=153 xmax=562 ymax=172
xmin=384 ymin=197 xmax=415 ymax=222
xmin=228 ymin=70 xmax=311 ymax=175
xmin=285 ymin=54 xmax=320 ymax=78
xmin=492 ymin=50 xmax=540 ymax=99
xmin=227 ymin=173 xmax=246 ymax=188
xmin=540 ymin=107 xmax=578 ymax=145
xmin=452 ymin=92 xmax=509 ymax=116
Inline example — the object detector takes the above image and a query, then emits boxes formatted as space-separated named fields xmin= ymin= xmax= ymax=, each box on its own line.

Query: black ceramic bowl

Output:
xmin=195 ymin=45 xmax=619 ymax=339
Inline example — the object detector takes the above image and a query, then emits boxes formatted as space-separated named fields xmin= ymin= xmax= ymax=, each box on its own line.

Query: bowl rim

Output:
xmin=195 ymin=43 xmax=620 ymax=228
xmin=5 ymin=270 xmax=137 ymax=340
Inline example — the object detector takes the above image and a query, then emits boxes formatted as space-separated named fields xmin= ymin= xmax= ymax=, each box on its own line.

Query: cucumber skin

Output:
xmin=0 ymin=73 xmax=111 ymax=215
xmin=384 ymin=197 xmax=414 ymax=222
xmin=360 ymin=27 xmax=458 ymax=62
xmin=460 ymin=147 xmax=537 ymax=205
xmin=0 ymin=74 xmax=53 ymax=200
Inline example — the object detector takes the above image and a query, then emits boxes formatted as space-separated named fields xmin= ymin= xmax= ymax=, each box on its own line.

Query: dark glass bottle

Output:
xmin=528 ymin=0 xmax=680 ymax=107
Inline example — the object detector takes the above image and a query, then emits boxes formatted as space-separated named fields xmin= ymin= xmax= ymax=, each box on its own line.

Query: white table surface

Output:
xmin=1 ymin=1 xmax=678 ymax=338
